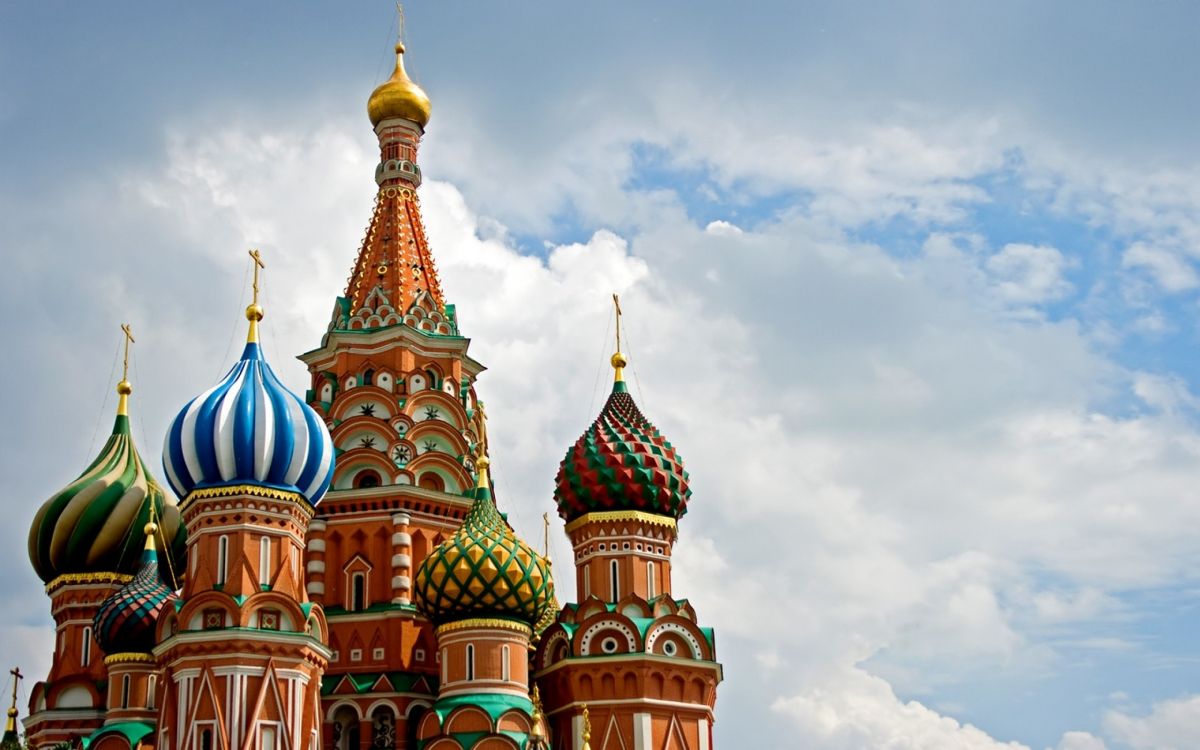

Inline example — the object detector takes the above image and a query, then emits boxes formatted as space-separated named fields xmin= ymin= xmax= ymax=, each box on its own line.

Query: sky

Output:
xmin=2 ymin=2 xmax=1200 ymax=748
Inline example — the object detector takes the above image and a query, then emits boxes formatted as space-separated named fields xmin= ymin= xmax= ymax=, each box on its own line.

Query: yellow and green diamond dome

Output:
xmin=414 ymin=459 xmax=554 ymax=627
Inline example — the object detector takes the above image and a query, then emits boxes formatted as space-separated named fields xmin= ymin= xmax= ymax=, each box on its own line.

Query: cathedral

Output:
xmin=16 ymin=26 xmax=722 ymax=750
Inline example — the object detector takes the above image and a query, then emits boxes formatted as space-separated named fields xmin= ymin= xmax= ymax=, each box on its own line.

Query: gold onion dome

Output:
xmin=367 ymin=43 xmax=431 ymax=128
xmin=28 ymin=379 xmax=185 ymax=585
xmin=414 ymin=459 xmax=554 ymax=626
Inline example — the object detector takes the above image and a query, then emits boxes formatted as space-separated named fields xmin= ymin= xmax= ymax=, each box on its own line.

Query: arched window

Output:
xmin=417 ymin=473 xmax=444 ymax=492
xmin=259 ymin=536 xmax=271 ymax=588
xmin=120 ymin=674 xmax=131 ymax=708
xmin=147 ymin=674 xmax=157 ymax=709
xmin=501 ymin=645 xmax=510 ymax=681
xmin=441 ymin=648 xmax=448 ymax=684
xmin=355 ymin=470 xmax=382 ymax=489
xmin=81 ymin=626 xmax=92 ymax=665
xmin=647 ymin=561 xmax=656 ymax=598
xmin=610 ymin=560 xmax=620 ymax=603
xmin=351 ymin=572 xmax=367 ymax=611
xmin=466 ymin=644 xmax=475 ymax=681
xmin=582 ymin=563 xmax=590 ymax=598
xmin=216 ymin=535 xmax=229 ymax=587
xmin=371 ymin=706 xmax=397 ymax=749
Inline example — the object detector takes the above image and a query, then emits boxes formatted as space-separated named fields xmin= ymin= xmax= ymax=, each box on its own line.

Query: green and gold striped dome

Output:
xmin=28 ymin=382 xmax=185 ymax=585
xmin=414 ymin=459 xmax=554 ymax=626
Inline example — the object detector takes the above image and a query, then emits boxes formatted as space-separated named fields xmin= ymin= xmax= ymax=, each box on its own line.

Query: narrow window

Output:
xmin=147 ymin=674 xmax=157 ymax=709
xmin=441 ymin=648 xmax=448 ymax=684
xmin=466 ymin=644 xmax=475 ymax=681
xmin=647 ymin=561 xmax=656 ymax=598
xmin=610 ymin=560 xmax=620 ymax=602
xmin=351 ymin=572 xmax=366 ymax=611
xmin=81 ymin=626 xmax=92 ymax=665
xmin=501 ymin=645 xmax=510 ymax=681
xmin=216 ymin=535 xmax=229 ymax=586
xmin=259 ymin=536 xmax=271 ymax=587
xmin=200 ymin=729 xmax=213 ymax=750
xmin=582 ymin=563 xmax=590 ymax=598
xmin=262 ymin=726 xmax=277 ymax=750
xmin=121 ymin=674 xmax=130 ymax=708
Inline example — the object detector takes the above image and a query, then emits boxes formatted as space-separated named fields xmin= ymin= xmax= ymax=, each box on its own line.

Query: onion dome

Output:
xmin=367 ymin=43 xmax=431 ymax=128
xmin=28 ymin=378 xmax=185 ymax=584
xmin=93 ymin=519 xmax=175 ymax=655
xmin=414 ymin=458 xmax=554 ymax=626
xmin=162 ymin=301 xmax=335 ymax=505
xmin=554 ymin=352 xmax=691 ymax=522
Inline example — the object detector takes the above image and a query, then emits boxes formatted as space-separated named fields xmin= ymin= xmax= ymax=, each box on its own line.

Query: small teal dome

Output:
xmin=162 ymin=340 xmax=334 ymax=504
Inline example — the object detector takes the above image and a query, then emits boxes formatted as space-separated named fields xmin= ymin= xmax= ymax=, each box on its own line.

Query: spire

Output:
xmin=246 ymin=248 xmax=265 ymax=344
xmin=2 ymin=667 xmax=21 ymax=749
xmin=611 ymin=293 xmax=627 ymax=389
xmin=117 ymin=323 xmax=135 ymax=416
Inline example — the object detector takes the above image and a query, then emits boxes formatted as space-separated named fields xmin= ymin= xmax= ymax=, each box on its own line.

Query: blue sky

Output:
xmin=3 ymin=3 xmax=1200 ymax=748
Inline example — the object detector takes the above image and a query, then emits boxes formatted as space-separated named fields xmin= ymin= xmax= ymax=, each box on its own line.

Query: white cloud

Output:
xmin=1054 ymin=732 xmax=1108 ymax=750
xmin=1104 ymin=695 xmax=1200 ymax=749
xmin=1122 ymin=242 xmax=1199 ymax=293
xmin=985 ymin=243 xmax=1074 ymax=304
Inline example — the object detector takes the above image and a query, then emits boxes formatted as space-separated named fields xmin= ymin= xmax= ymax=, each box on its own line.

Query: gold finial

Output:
xmin=581 ymin=705 xmax=592 ymax=750
xmin=476 ymin=455 xmax=490 ymax=490
xmin=530 ymin=685 xmax=547 ymax=740
xmin=6 ymin=667 xmax=21 ymax=732
xmin=542 ymin=512 xmax=551 ymax=559
xmin=246 ymin=249 xmax=266 ymax=343
xmin=143 ymin=497 xmax=159 ymax=551
xmin=611 ymin=294 xmax=627 ymax=383
xmin=396 ymin=1 xmax=405 ymax=46
xmin=117 ymin=324 xmax=135 ymax=416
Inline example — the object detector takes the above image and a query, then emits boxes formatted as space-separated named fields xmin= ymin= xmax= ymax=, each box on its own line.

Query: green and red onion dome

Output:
xmin=414 ymin=459 xmax=554 ymax=627
xmin=28 ymin=382 xmax=186 ymax=585
xmin=93 ymin=523 xmax=176 ymax=654
xmin=554 ymin=353 xmax=691 ymax=522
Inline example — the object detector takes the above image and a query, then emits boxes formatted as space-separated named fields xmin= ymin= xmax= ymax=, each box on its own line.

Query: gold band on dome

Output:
xmin=563 ymin=510 xmax=677 ymax=535
xmin=436 ymin=618 xmax=533 ymax=637
xmin=45 ymin=572 xmax=133 ymax=594
xmin=182 ymin=483 xmax=311 ymax=511
xmin=104 ymin=652 xmax=156 ymax=665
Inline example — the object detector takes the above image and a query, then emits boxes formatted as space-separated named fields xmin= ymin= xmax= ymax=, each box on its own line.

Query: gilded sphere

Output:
xmin=144 ymin=521 xmax=158 ymax=537
xmin=245 ymin=303 xmax=264 ymax=322
xmin=117 ymin=379 xmax=133 ymax=395
xmin=611 ymin=351 xmax=628 ymax=369
xmin=476 ymin=456 xmax=490 ymax=471
xmin=367 ymin=44 xmax=432 ymax=128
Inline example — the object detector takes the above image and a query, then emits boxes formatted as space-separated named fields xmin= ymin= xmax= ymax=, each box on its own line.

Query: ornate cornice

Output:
xmin=104 ymin=652 xmax=155 ymax=665
xmin=564 ymin=511 xmax=678 ymax=535
xmin=45 ymin=572 xmax=132 ymax=594
xmin=436 ymin=618 xmax=533 ymax=637
xmin=182 ymin=484 xmax=312 ymax=513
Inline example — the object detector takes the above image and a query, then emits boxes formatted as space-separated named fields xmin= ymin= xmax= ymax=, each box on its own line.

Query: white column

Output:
xmin=634 ymin=712 xmax=652 ymax=750
xmin=698 ymin=718 xmax=711 ymax=750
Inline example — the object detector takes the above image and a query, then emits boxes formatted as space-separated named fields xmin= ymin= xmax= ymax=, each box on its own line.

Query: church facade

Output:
xmin=19 ymin=29 xmax=721 ymax=750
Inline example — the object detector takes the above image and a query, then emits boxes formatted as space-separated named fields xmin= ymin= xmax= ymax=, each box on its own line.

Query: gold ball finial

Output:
xmin=611 ymin=352 xmax=628 ymax=369
xmin=477 ymin=456 xmax=490 ymax=471
xmin=117 ymin=379 xmax=133 ymax=395
xmin=144 ymin=521 xmax=159 ymax=537
xmin=246 ymin=303 xmax=264 ymax=322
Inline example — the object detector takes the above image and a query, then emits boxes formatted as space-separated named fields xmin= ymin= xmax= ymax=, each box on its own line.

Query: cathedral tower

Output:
xmin=24 ymin=332 xmax=185 ymax=749
xmin=155 ymin=262 xmax=335 ymax=750
xmin=535 ymin=326 xmax=722 ymax=750
xmin=296 ymin=34 xmax=491 ymax=747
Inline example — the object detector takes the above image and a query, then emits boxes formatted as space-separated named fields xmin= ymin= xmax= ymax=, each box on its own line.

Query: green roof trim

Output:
xmin=320 ymin=670 xmax=438 ymax=697
xmin=84 ymin=721 xmax=154 ymax=749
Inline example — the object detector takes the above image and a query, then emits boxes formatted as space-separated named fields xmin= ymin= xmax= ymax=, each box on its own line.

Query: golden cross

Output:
xmin=249 ymin=248 xmax=266 ymax=306
xmin=8 ymin=666 xmax=21 ymax=711
xmin=120 ymin=323 xmax=135 ymax=382
xmin=542 ymin=512 xmax=551 ymax=558
xmin=612 ymin=293 xmax=623 ymax=353
xmin=396 ymin=1 xmax=405 ymax=44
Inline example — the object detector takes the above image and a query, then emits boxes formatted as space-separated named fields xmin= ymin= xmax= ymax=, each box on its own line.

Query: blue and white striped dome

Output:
xmin=162 ymin=341 xmax=334 ymax=505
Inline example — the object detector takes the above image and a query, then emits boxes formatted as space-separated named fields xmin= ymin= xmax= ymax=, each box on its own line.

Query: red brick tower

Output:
xmin=156 ymin=263 xmax=336 ymax=750
xmin=296 ymin=36 xmax=489 ymax=748
xmin=535 ymin=317 xmax=723 ymax=749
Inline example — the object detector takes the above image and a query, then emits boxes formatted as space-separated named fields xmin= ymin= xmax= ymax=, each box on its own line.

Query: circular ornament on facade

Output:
xmin=601 ymin=637 xmax=619 ymax=654
xmin=662 ymin=641 xmax=678 ymax=656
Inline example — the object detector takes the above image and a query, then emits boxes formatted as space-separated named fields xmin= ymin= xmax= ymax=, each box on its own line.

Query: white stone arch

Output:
xmin=579 ymin=619 xmax=638 ymax=656
xmin=325 ymin=698 xmax=363 ymax=722
xmin=644 ymin=621 xmax=703 ymax=659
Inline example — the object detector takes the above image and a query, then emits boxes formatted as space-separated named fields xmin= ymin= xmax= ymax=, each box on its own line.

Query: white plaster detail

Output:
xmin=306 ymin=560 xmax=325 ymax=574
xmin=306 ymin=538 xmax=325 ymax=552
xmin=391 ymin=554 xmax=411 ymax=568
xmin=392 ymin=532 xmax=412 ymax=546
